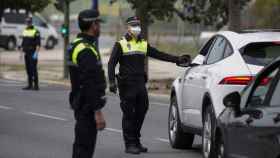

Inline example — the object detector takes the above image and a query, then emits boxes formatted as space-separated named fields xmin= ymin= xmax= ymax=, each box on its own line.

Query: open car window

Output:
xmin=268 ymin=68 xmax=280 ymax=106
xmin=205 ymin=37 xmax=226 ymax=65
xmin=199 ymin=37 xmax=216 ymax=56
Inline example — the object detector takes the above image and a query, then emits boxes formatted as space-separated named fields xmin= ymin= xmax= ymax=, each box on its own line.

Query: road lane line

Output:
xmin=155 ymin=138 xmax=169 ymax=143
xmin=0 ymin=105 xmax=13 ymax=110
xmin=105 ymin=128 xmax=122 ymax=133
xmin=150 ymin=102 xmax=169 ymax=107
xmin=26 ymin=112 xmax=67 ymax=121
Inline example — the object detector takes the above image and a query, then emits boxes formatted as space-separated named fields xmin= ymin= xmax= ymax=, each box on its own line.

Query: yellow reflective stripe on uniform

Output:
xmin=23 ymin=29 xmax=37 ymax=37
xmin=73 ymin=38 xmax=82 ymax=43
xmin=119 ymin=38 xmax=148 ymax=55
xmin=72 ymin=43 xmax=99 ymax=64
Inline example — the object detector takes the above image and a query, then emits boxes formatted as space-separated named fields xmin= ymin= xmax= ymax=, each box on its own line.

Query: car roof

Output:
xmin=216 ymin=31 xmax=280 ymax=49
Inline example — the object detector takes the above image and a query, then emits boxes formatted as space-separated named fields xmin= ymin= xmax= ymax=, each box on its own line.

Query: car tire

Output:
xmin=168 ymin=95 xmax=194 ymax=149
xmin=202 ymin=105 xmax=217 ymax=158
xmin=45 ymin=37 xmax=56 ymax=49
xmin=6 ymin=37 xmax=16 ymax=50
xmin=216 ymin=134 xmax=227 ymax=158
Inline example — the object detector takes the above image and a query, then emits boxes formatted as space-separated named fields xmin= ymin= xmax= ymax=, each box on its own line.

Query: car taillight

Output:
xmin=260 ymin=77 xmax=271 ymax=85
xmin=219 ymin=76 xmax=271 ymax=85
xmin=219 ymin=76 xmax=253 ymax=85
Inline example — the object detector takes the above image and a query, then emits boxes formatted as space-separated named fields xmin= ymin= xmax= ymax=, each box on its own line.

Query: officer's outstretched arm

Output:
xmin=147 ymin=45 xmax=179 ymax=63
xmin=147 ymin=45 xmax=191 ymax=65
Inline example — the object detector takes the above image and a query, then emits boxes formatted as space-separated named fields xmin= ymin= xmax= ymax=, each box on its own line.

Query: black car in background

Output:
xmin=215 ymin=57 xmax=280 ymax=158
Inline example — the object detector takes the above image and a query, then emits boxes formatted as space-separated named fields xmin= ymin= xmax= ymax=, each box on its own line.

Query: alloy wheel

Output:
xmin=203 ymin=112 xmax=212 ymax=158
xmin=169 ymin=103 xmax=178 ymax=142
xmin=217 ymin=138 xmax=225 ymax=158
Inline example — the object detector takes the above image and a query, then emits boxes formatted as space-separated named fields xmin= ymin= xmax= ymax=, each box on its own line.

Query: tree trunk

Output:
xmin=63 ymin=0 xmax=70 ymax=79
xmin=228 ymin=0 xmax=241 ymax=32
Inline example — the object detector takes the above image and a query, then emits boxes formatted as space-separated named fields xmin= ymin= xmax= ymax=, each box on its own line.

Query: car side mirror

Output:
xmin=191 ymin=54 xmax=205 ymax=65
xmin=223 ymin=92 xmax=241 ymax=116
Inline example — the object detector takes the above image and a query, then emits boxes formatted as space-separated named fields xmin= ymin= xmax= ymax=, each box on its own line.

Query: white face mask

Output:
xmin=130 ymin=26 xmax=141 ymax=36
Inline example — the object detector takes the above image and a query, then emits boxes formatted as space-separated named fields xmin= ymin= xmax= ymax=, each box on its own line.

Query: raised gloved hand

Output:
xmin=176 ymin=54 xmax=191 ymax=66
xmin=109 ymin=82 xmax=117 ymax=94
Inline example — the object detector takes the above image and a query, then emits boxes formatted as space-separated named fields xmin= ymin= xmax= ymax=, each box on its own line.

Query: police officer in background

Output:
xmin=108 ymin=16 xmax=190 ymax=154
xmin=68 ymin=9 xmax=106 ymax=158
xmin=21 ymin=17 xmax=40 ymax=90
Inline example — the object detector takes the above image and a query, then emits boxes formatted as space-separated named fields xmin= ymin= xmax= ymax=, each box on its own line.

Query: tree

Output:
xmin=249 ymin=0 xmax=280 ymax=28
xmin=0 ymin=0 xmax=51 ymax=13
xmin=110 ymin=0 xmax=251 ymax=37
xmin=178 ymin=0 xmax=251 ymax=31
xmin=54 ymin=0 xmax=77 ymax=12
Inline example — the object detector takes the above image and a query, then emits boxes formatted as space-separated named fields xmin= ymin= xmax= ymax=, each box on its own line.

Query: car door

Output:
xmin=226 ymin=65 xmax=280 ymax=158
xmin=182 ymin=36 xmax=226 ymax=127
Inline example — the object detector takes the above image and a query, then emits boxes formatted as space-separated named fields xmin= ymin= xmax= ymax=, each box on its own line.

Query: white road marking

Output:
xmin=105 ymin=128 xmax=123 ymax=133
xmin=155 ymin=137 xmax=169 ymax=143
xmin=0 ymin=105 xmax=13 ymax=110
xmin=0 ymin=84 xmax=48 ymax=87
xmin=0 ymin=80 xmax=21 ymax=84
xmin=150 ymin=102 xmax=169 ymax=107
xmin=26 ymin=112 xmax=67 ymax=121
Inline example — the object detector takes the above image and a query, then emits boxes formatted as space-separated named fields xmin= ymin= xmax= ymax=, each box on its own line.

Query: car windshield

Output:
xmin=241 ymin=42 xmax=280 ymax=66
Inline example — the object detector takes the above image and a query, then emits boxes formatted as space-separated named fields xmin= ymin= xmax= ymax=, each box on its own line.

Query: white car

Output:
xmin=168 ymin=30 xmax=280 ymax=158
xmin=0 ymin=10 xmax=58 ymax=50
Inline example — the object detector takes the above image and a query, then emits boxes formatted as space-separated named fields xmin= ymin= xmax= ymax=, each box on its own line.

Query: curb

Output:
xmin=1 ymin=73 xmax=170 ymax=100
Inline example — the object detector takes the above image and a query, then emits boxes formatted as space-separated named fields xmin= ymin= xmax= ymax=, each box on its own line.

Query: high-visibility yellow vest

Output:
xmin=118 ymin=37 xmax=148 ymax=56
xmin=22 ymin=28 xmax=37 ymax=38
xmin=69 ymin=38 xmax=100 ymax=65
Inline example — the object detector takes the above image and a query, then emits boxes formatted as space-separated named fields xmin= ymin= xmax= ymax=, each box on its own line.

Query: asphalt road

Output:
xmin=0 ymin=79 xmax=202 ymax=158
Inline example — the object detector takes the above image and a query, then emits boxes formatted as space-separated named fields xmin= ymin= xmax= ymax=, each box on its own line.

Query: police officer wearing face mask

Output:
xmin=68 ymin=9 xmax=107 ymax=158
xmin=21 ymin=17 xmax=40 ymax=90
xmin=108 ymin=16 xmax=190 ymax=154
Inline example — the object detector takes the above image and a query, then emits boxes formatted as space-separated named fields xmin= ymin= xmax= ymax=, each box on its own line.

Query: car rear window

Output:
xmin=241 ymin=42 xmax=280 ymax=66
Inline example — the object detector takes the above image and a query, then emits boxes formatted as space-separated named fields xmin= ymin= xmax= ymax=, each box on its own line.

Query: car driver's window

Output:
xmin=206 ymin=37 xmax=226 ymax=65
xmin=247 ymin=68 xmax=279 ymax=107
xmin=199 ymin=37 xmax=216 ymax=56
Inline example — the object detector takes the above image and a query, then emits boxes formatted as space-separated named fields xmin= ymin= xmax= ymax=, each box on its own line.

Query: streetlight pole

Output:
xmin=63 ymin=0 xmax=70 ymax=79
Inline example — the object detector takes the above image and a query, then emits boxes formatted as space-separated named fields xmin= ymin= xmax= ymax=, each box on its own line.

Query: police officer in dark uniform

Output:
xmin=21 ymin=17 xmax=40 ymax=90
xmin=68 ymin=9 xmax=107 ymax=158
xmin=108 ymin=16 xmax=190 ymax=154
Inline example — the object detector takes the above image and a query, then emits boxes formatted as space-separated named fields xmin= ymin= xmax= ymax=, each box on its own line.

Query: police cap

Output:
xmin=25 ymin=16 xmax=32 ymax=24
xmin=78 ymin=9 xmax=103 ymax=31
xmin=126 ymin=16 xmax=140 ymax=26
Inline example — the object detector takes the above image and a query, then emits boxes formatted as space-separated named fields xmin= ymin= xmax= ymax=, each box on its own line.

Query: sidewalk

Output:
xmin=0 ymin=48 xmax=186 ymax=94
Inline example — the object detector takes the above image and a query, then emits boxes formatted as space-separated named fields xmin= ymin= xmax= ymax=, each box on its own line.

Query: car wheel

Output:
xmin=216 ymin=135 xmax=226 ymax=158
xmin=168 ymin=95 xmax=194 ymax=149
xmin=202 ymin=105 xmax=216 ymax=158
xmin=45 ymin=37 xmax=56 ymax=49
xmin=6 ymin=37 xmax=16 ymax=50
